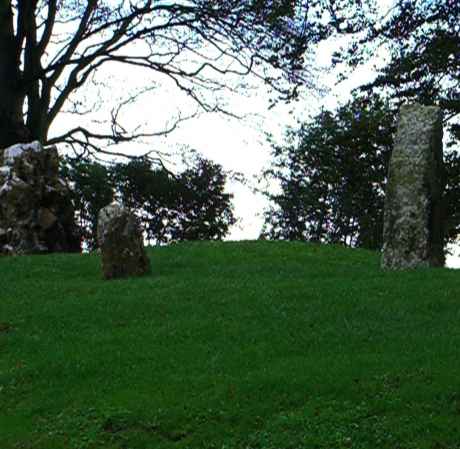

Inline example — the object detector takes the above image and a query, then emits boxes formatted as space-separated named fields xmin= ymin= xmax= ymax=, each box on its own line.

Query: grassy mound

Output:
xmin=1 ymin=241 xmax=460 ymax=448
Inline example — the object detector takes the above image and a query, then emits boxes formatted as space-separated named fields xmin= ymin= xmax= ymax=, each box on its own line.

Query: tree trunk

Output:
xmin=0 ymin=2 xmax=29 ymax=150
xmin=23 ymin=0 xmax=48 ymax=145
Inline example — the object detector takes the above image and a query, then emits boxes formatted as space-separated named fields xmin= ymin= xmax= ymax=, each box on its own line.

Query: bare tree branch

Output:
xmin=1 ymin=0 xmax=337 ymax=154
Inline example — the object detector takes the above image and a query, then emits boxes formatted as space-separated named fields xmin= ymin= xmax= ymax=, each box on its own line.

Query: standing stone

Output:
xmin=0 ymin=141 xmax=80 ymax=255
xmin=381 ymin=104 xmax=445 ymax=270
xmin=97 ymin=203 xmax=150 ymax=279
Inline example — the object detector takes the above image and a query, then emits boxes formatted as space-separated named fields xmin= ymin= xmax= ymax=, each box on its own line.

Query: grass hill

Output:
xmin=1 ymin=241 xmax=460 ymax=449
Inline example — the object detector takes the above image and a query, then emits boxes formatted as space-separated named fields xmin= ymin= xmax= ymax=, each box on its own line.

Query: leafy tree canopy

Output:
xmin=260 ymin=94 xmax=394 ymax=249
xmin=262 ymin=90 xmax=460 ymax=251
xmin=334 ymin=0 xmax=459 ymax=142
xmin=262 ymin=0 xmax=460 ymax=251
xmin=61 ymin=157 xmax=113 ymax=250
xmin=64 ymin=152 xmax=236 ymax=249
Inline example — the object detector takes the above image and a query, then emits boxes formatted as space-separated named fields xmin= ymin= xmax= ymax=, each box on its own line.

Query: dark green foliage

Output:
xmin=2 ymin=242 xmax=460 ymax=448
xmin=335 ymin=0 xmax=459 ymax=145
xmin=63 ymin=154 xmax=236 ymax=248
xmin=261 ymin=95 xmax=394 ymax=249
xmin=110 ymin=158 xmax=177 ymax=244
xmin=176 ymin=157 xmax=237 ymax=241
xmin=319 ymin=0 xmax=460 ymax=250
xmin=61 ymin=158 xmax=114 ymax=250
xmin=112 ymin=155 xmax=236 ymax=243
xmin=262 ymin=93 xmax=460 ymax=250
xmin=444 ymin=151 xmax=460 ymax=243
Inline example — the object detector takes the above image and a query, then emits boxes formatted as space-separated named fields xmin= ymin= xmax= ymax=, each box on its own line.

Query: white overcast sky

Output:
xmin=53 ymin=28 xmax=386 ymax=240
xmin=49 ymin=0 xmax=460 ymax=267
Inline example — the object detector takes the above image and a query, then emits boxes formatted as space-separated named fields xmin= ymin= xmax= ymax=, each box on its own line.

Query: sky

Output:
xmin=93 ymin=32 xmax=390 ymax=242
xmin=49 ymin=1 xmax=460 ymax=268
xmin=52 ymin=33 xmax=383 ymax=240
xmin=169 ymin=43 xmax=373 ymax=241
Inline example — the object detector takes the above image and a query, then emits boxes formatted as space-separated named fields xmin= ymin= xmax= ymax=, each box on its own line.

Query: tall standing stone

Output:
xmin=97 ymin=203 xmax=150 ymax=280
xmin=381 ymin=104 xmax=445 ymax=270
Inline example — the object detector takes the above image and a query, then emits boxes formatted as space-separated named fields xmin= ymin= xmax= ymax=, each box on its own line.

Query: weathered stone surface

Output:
xmin=381 ymin=104 xmax=445 ymax=270
xmin=0 ymin=141 xmax=80 ymax=255
xmin=97 ymin=203 xmax=150 ymax=279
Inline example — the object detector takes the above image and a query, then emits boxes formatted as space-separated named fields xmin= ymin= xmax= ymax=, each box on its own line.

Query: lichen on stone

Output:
xmin=97 ymin=203 xmax=150 ymax=280
xmin=2 ymin=141 xmax=42 ymax=165
xmin=381 ymin=104 xmax=445 ymax=270
xmin=0 ymin=141 xmax=80 ymax=255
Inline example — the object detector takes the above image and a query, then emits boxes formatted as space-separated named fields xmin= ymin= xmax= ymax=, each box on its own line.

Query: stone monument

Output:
xmin=97 ymin=203 xmax=150 ymax=279
xmin=0 ymin=141 xmax=80 ymax=254
xmin=381 ymin=104 xmax=445 ymax=269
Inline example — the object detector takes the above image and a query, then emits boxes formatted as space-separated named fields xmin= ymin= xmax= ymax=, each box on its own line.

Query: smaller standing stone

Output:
xmin=97 ymin=203 xmax=150 ymax=280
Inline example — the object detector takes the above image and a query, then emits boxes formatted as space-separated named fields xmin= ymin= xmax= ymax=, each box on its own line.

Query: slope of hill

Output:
xmin=1 ymin=241 xmax=460 ymax=448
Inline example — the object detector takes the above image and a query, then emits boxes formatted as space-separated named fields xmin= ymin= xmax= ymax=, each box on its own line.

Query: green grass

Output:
xmin=1 ymin=241 xmax=460 ymax=449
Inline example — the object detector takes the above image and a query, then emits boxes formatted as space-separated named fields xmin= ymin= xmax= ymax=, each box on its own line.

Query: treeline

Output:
xmin=260 ymin=0 xmax=460 ymax=251
xmin=260 ymin=95 xmax=460 ymax=249
xmin=62 ymin=154 xmax=236 ymax=250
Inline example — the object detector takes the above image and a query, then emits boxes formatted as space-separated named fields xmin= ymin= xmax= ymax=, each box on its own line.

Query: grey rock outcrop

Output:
xmin=0 ymin=141 xmax=80 ymax=255
xmin=381 ymin=104 xmax=445 ymax=270
xmin=97 ymin=203 xmax=150 ymax=279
